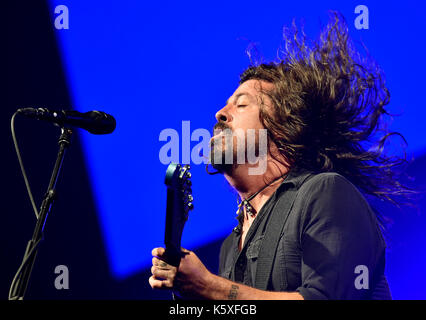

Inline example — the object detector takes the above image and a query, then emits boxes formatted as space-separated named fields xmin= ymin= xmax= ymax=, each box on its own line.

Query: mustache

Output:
xmin=213 ymin=122 xmax=232 ymax=133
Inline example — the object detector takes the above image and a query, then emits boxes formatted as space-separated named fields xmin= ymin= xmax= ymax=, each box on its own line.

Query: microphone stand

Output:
xmin=9 ymin=127 xmax=73 ymax=300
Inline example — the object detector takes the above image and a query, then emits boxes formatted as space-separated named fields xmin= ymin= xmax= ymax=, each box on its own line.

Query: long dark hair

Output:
xmin=240 ymin=12 xmax=414 ymax=217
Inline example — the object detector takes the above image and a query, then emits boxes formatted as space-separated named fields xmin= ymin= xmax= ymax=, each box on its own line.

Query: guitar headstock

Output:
xmin=164 ymin=163 xmax=194 ymax=266
xmin=165 ymin=163 xmax=194 ymax=217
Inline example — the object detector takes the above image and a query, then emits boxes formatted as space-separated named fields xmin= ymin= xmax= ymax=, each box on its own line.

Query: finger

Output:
xmin=152 ymin=247 xmax=166 ymax=257
xmin=150 ymin=264 xmax=173 ymax=276
xmin=152 ymin=267 xmax=172 ymax=280
xmin=149 ymin=275 xmax=165 ymax=289
xmin=149 ymin=275 xmax=173 ymax=290
xmin=180 ymin=248 xmax=192 ymax=257
xmin=152 ymin=257 xmax=170 ymax=269
xmin=181 ymin=247 xmax=191 ymax=254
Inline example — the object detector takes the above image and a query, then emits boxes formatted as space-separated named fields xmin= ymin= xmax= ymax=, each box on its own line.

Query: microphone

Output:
xmin=17 ymin=108 xmax=116 ymax=134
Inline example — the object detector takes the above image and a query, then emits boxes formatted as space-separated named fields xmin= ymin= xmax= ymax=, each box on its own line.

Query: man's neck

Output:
xmin=224 ymin=158 xmax=289 ymax=215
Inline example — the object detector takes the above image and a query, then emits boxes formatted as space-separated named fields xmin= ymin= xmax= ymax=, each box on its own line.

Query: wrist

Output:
xmin=200 ymin=270 xmax=216 ymax=299
xmin=201 ymin=273 xmax=234 ymax=300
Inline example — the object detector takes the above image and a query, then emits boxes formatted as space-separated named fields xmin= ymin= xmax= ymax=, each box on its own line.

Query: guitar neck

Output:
xmin=164 ymin=188 xmax=184 ymax=266
xmin=163 ymin=163 xmax=193 ymax=267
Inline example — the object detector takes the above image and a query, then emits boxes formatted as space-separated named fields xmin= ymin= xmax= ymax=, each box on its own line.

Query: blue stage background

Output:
xmin=47 ymin=0 xmax=426 ymax=299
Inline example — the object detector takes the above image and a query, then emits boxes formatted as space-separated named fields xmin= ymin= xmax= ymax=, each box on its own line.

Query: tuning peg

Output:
xmin=183 ymin=190 xmax=192 ymax=200
xmin=183 ymin=186 xmax=192 ymax=193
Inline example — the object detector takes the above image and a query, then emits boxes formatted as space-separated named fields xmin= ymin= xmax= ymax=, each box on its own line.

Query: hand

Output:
xmin=149 ymin=247 xmax=212 ymax=299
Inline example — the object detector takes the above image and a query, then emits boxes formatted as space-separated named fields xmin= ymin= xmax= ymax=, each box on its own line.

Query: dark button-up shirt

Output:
xmin=218 ymin=169 xmax=392 ymax=299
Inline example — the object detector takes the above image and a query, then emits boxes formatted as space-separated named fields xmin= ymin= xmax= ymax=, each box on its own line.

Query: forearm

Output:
xmin=202 ymin=273 xmax=304 ymax=300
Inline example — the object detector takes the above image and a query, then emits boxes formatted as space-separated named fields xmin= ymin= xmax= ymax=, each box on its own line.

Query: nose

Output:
xmin=215 ymin=105 xmax=232 ymax=123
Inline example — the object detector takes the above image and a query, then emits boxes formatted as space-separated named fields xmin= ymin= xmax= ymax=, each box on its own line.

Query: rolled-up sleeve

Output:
xmin=295 ymin=173 xmax=384 ymax=300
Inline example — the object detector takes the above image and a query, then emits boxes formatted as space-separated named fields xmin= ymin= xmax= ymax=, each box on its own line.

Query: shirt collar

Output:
xmin=276 ymin=167 xmax=315 ymax=193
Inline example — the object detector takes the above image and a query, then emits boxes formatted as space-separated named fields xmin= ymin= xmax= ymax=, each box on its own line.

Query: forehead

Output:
xmin=227 ymin=79 xmax=274 ymax=104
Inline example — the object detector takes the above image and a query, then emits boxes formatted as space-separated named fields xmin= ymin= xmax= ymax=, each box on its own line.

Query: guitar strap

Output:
xmin=254 ymin=171 xmax=314 ymax=290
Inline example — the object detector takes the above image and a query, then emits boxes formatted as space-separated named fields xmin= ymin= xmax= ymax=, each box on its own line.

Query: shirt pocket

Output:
xmin=246 ymin=235 xmax=264 ymax=284
xmin=273 ymin=237 xmax=301 ymax=291
xmin=246 ymin=235 xmax=264 ymax=259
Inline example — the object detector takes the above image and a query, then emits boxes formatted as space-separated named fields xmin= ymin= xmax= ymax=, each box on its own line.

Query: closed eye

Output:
xmin=237 ymin=105 xmax=247 ymax=108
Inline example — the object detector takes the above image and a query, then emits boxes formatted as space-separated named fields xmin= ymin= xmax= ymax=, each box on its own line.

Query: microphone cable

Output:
xmin=11 ymin=111 xmax=39 ymax=219
xmin=9 ymin=111 xmax=42 ymax=299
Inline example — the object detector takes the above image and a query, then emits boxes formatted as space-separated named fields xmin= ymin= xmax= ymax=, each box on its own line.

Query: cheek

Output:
xmin=236 ymin=110 xmax=264 ymax=131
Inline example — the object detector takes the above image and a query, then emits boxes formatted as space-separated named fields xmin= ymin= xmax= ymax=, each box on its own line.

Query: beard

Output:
xmin=209 ymin=122 xmax=266 ymax=175
xmin=209 ymin=134 xmax=236 ymax=174
xmin=209 ymin=122 xmax=236 ymax=174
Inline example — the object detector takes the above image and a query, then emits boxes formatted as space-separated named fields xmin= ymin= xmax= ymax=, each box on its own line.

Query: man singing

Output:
xmin=149 ymin=12 xmax=409 ymax=299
